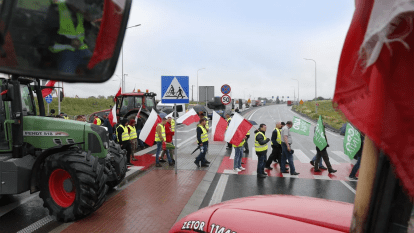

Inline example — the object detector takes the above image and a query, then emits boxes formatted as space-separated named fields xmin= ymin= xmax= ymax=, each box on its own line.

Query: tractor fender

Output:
xmin=29 ymin=143 xmax=84 ymax=193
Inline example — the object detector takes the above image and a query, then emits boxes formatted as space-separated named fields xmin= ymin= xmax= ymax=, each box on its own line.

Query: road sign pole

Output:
xmin=174 ymin=103 xmax=177 ymax=175
xmin=47 ymin=103 xmax=49 ymax=115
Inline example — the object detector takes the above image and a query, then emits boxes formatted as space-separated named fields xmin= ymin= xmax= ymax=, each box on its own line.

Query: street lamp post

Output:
xmin=122 ymin=24 xmax=141 ymax=93
xmin=291 ymin=78 xmax=299 ymax=103
xmin=197 ymin=68 xmax=205 ymax=104
xmin=304 ymin=58 xmax=317 ymax=113
xmin=291 ymin=86 xmax=296 ymax=104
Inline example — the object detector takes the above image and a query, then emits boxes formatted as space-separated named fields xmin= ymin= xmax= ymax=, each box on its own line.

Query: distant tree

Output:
xmin=107 ymin=95 xmax=114 ymax=100
xmin=98 ymin=95 xmax=105 ymax=99
xmin=88 ymin=96 xmax=96 ymax=99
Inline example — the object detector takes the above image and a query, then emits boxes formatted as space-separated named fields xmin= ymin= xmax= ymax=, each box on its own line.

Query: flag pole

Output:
xmin=174 ymin=103 xmax=178 ymax=174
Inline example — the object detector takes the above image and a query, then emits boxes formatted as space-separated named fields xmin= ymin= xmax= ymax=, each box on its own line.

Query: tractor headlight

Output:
xmin=103 ymin=141 xmax=109 ymax=149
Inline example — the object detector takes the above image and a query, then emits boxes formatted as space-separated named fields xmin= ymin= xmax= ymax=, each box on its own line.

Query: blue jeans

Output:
xmin=57 ymin=49 xmax=92 ymax=74
xmin=281 ymin=143 xmax=296 ymax=174
xmin=155 ymin=141 xmax=172 ymax=164
xmin=256 ymin=151 xmax=267 ymax=175
xmin=349 ymin=156 xmax=361 ymax=177
xmin=195 ymin=142 xmax=208 ymax=165
xmin=234 ymin=146 xmax=243 ymax=169
xmin=136 ymin=130 xmax=145 ymax=147
xmin=312 ymin=155 xmax=323 ymax=167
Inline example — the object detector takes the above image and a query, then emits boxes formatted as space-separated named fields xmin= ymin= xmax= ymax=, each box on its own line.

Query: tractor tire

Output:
xmin=39 ymin=150 xmax=108 ymax=222
xmin=105 ymin=141 xmax=127 ymax=189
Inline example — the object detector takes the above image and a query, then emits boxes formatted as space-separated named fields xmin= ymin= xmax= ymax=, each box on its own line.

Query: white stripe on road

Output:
xmin=223 ymin=169 xmax=239 ymax=174
xmin=282 ymin=173 xmax=299 ymax=178
xmin=125 ymin=166 xmax=144 ymax=177
xmin=310 ymin=150 xmax=340 ymax=165
xmin=209 ymin=175 xmax=229 ymax=206
xmin=248 ymin=109 xmax=260 ymax=120
xmin=313 ymin=175 xmax=331 ymax=180
xmin=230 ymin=148 xmax=235 ymax=159
xmin=331 ymin=151 xmax=351 ymax=162
xmin=340 ymin=180 xmax=356 ymax=194
xmin=251 ymin=147 xmax=257 ymax=160
xmin=292 ymin=149 xmax=311 ymax=164
xmin=136 ymin=145 xmax=157 ymax=155
xmin=177 ymin=129 xmax=195 ymax=133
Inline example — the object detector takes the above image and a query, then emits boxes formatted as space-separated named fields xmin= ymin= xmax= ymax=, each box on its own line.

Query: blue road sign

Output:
xmin=161 ymin=76 xmax=189 ymax=104
xmin=45 ymin=94 xmax=53 ymax=104
xmin=221 ymin=84 xmax=231 ymax=95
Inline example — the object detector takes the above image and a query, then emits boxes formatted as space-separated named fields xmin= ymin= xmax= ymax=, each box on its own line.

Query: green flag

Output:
xmin=313 ymin=116 xmax=328 ymax=150
xmin=343 ymin=124 xmax=362 ymax=160
xmin=290 ymin=116 xmax=311 ymax=136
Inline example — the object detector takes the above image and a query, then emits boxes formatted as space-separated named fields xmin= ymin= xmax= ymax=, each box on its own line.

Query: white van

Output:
xmin=156 ymin=103 xmax=186 ymax=118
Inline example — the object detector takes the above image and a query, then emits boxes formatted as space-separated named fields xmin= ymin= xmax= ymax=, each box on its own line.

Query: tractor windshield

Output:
xmin=20 ymin=84 xmax=35 ymax=116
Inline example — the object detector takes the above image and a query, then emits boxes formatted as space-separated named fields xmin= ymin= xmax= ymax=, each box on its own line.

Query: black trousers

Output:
xmin=314 ymin=148 xmax=333 ymax=171
xmin=244 ymin=135 xmax=250 ymax=151
xmin=121 ymin=141 xmax=132 ymax=163
xmin=265 ymin=145 xmax=281 ymax=167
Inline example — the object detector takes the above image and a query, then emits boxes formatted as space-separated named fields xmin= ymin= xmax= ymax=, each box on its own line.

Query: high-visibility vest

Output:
xmin=271 ymin=128 xmax=282 ymax=145
xmin=204 ymin=116 xmax=209 ymax=130
xmin=49 ymin=2 xmax=88 ymax=53
xmin=233 ymin=139 xmax=245 ymax=147
xmin=197 ymin=125 xmax=209 ymax=143
xmin=116 ymin=125 xmax=130 ymax=141
xmin=255 ymin=131 xmax=268 ymax=152
xmin=246 ymin=130 xmax=250 ymax=136
xmin=94 ymin=118 xmax=101 ymax=125
xmin=155 ymin=124 xmax=166 ymax=142
xmin=226 ymin=117 xmax=231 ymax=129
xmin=64 ymin=116 xmax=69 ymax=120
xmin=171 ymin=119 xmax=176 ymax=132
xmin=128 ymin=125 xmax=137 ymax=139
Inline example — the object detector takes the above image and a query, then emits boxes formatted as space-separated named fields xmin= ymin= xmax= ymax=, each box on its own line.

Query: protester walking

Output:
xmin=233 ymin=136 xmax=247 ymax=172
xmin=255 ymin=124 xmax=270 ymax=178
xmin=194 ymin=118 xmax=210 ymax=168
xmin=160 ymin=117 xmax=175 ymax=164
xmin=313 ymin=125 xmax=337 ymax=173
xmin=128 ymin=119 xmax=138 ymax=161
xmin=154 ymin=117 xmax=173 ymax=167
xmin=280 ymin=121 xmax=300 ymax=175
xmin=265 ymin=122 xmax=283 ymax=170
xmin=116 ymin=119 xmax=133 ymax=165
xmin=349 ymin=134 xmax=365 ymax=180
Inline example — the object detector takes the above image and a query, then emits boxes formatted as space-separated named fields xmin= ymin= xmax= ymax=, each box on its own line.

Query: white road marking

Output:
xmin=17 ymin=215 xmax=54 ymax=233
xmin=340 ymin=180 xmax=356 ymax=194
xmin=177 ymin=135 xmax=197 ymax=147
xmin=177 ymin=129 xmax=195 ymax=133
xmin=230 ymin=148 xmax=235 ymax=159
xmin=313 ymin=175 xmax=331 ymax=180
xmin=292 ymin=149 xmax=310 ymax=164
xmin=0 ymin=193 xmax=38 ymax=218
xmin=310 ymin=150 xmax=340 ymax=165
xmin=126 ymin=166 xmax=144 ymax=177
xmin=248 ymin=109 xmax=260 ymax=120
xmin=223 ymin=169 xmax=239 ymax=174
xmin=209 ymin=175 xmax=229 ymax=206
xmin=136 ymin=145 xmax=156 ymax=155
xmin=282 ymin=174 xmax=299 ymax=178
xmin=331 ymin=151 xmax=351 ymax=162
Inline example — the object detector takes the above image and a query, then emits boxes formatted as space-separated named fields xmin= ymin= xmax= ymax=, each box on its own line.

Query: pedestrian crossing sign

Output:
xmin=161 ymin=76 xmax=189 ymax=103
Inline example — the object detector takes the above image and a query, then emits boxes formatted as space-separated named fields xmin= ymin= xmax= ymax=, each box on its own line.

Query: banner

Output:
xmin=343 ymin=124 xmax=362 ymax=160
xmin=290 ymin=116 xmax=311 ymax=136
xmin=313 ymin=116 xmax=328 ymax=150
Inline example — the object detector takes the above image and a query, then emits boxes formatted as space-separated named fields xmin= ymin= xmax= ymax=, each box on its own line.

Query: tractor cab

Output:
xmin=116 ymin=89 xmax=157 ymax=122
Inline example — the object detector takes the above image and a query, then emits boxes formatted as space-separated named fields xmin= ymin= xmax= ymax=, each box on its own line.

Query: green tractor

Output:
xmin=0 ymin=0 xmax=132 ymax=222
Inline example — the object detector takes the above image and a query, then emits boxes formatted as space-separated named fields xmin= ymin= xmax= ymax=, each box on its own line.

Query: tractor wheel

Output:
xmin=106 ymin=140 xmax=127 ymax=189
xmin=39 ymin=150 xmax=108 ymax=222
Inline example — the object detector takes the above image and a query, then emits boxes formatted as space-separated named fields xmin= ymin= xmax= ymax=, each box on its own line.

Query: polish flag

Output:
xmin=41 ymin=80 xmax=57 ymax=98
xmin=225 ymin=113 xmax=252 ymax=145
xmin=177 ymin=108 xmax=199 ymax=126
xmin=211 ymin=111 xmax=227 ymax=141
xmin=135 ymin=106 xmax=142 ymax=123
xmin=108 ymin=104 xmax=117 ymax=127
xmin=114 ymin=86 xmax=121 ymax=102
xmin=139 ymin=109 xmax=162 ymax=146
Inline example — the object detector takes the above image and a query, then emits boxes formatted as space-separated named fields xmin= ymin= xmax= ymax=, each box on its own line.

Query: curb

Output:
xmin=290 ymin=107 xmax=340 ymax=134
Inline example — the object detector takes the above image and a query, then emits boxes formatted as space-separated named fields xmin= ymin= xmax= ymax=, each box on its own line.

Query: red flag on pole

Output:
xmin=177 ymin=108 xmax=200 ymax=126
xmin=108 ymin=104 xmax=117 ymax=127
xmin=224 ymin=113 xmax=252 ymax=146
xmin=333 ymin=0 xmax=414 ymax=197
xmin=41 ymin=80 xmax=57 ymax=98
xmin=139 ymin=109 xmax=162 ymax=146
xmin=211 ymin=111 xmax=227 ymax=141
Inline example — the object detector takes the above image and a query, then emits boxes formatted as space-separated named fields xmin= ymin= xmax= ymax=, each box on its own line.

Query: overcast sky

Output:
xmin=65 ymin=0 xmax=355 ymax=101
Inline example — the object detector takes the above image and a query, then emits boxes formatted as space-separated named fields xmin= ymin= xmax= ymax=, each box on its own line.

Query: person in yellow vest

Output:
xmin=265 ymin=122 xmax=283 ymax=170
xmin=244 ymin=130 xmax=250 ymax=153
xmin=116 ymin=119 xmax=133 ymax=165
xmin=46 ymin=0 xmax=93 ymax=74
xmin=233 ymin=136 xmax=247 ymax=172
xmin=194 ymin=118 xmax=210 ymax=168
xmin=225 ymin=114 xmax=232 ymax=149
xmin=128 ymin=119 xmax=138 ymax=161
xmin=155 ymin=117 xmax=173 ymax=167
xmin=93 ymin=114 xmax=101 ymax=125
xmin=159 ymin=117 xmax=175 ymax=164
xmin=255 ymin=123 xmax=270 ymax=178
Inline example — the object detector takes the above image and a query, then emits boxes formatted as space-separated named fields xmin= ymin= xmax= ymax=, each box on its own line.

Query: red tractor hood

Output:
xmin=170 ymin=195 xmax=353 ymax=233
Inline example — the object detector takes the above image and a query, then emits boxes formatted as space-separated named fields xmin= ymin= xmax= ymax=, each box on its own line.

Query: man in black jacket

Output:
xmin=265 ymin=122 xmax=283 ymax=170
xmin=117 ymin=119 xmax=132 ymax=165
xmin=135 ymin=116 xmax=146 ymax=149
xmin=102 ymin=113 xmax=114 ymax=140
xmin=255 ymin=124 xmax=270 ymax=178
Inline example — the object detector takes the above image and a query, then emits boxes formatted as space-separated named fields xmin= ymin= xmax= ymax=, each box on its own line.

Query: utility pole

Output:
xmin=192 ymin=85 xmax=194 ymax=102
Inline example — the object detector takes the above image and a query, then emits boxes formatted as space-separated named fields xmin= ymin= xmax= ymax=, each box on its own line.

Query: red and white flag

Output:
xmin=108 ymin=104 xmax=117 ymax=127
xmin=114 ymin=85 xmax=121 ymax=102
xmin=211 ymin=111 xmax=227 ymax=141
xmin=139 ymin=109 xmax=161 ymax=146
xmin=41 ymin=80 xmax=56 ymax=98
xmin=135 ymin=106 xmax=142 ymax=123
xmin=177 ymin=108 xmax=199 ymax=126
xmin=224 ymin=113 xmax=252 ymax=145
xmin=333 ymin=0 xmax=414 ymax=197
